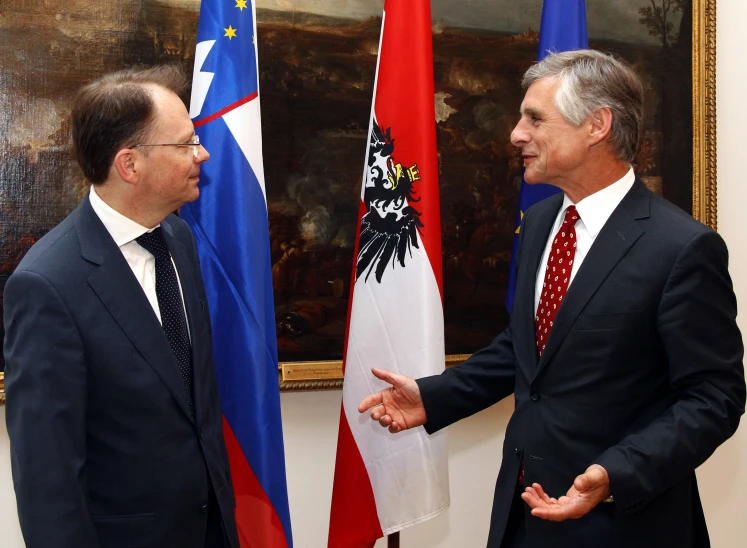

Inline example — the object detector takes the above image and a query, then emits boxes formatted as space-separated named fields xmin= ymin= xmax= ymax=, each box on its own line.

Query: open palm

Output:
xmin=521 ymin=465 xmax=611 ymax=521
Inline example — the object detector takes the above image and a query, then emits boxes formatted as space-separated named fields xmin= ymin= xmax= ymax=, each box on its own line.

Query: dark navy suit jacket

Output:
xmin=418 ymin=180 xmax=745 ymax=548
xmin=4 ymin=196 xmax=240 ymax=548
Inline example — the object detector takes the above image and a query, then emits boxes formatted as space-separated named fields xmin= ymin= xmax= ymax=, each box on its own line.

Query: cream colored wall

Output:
xmin=1 ymin=1 xmax=746 ymax=546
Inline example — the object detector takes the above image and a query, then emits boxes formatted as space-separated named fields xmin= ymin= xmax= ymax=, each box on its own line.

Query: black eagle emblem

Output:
xmin=356 ymin=120 xmax=424 ymax=283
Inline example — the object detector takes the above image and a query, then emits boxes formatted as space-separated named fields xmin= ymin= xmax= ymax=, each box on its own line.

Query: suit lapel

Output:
xmin=76 ymin=198 xmax=196 ymax=423
xmin=534 ymin=180 xmax=650 ymax=377
xmin=514 ymin=194 xmax=564 ymax=371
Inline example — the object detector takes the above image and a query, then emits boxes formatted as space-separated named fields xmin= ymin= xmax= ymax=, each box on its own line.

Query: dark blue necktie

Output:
xmin=136 ymin=228 xmax=194 ymax=416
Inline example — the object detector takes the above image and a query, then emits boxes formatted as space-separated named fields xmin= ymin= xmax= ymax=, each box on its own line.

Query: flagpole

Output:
xmin=388 ymin=532 xmax=400 ymax=548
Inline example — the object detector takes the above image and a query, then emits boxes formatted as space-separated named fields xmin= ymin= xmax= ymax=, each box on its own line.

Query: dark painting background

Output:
xmin=0 ymin=0 xmax=692 ymax=367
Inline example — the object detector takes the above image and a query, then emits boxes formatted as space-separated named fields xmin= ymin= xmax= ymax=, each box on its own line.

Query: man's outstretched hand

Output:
xmin=521 ymin=464 xmax=611 ymax=521
xmin=357 ymin=368 xmax=427 ymax=433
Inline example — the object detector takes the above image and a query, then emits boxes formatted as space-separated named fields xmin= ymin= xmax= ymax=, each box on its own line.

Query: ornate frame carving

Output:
xmin=692 ymin=0 xmax=717 ymax=230
xmin=0 ymin=1 xmax=719 ymax=404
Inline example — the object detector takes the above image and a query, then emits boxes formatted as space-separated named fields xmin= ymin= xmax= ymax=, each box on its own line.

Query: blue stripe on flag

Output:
xmin=184 ymin=0 xmax=293 ymax=544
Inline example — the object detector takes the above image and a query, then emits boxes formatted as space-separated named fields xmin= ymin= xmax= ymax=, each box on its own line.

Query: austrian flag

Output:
xmin=328 ymin=0 xmax=450 ymax=546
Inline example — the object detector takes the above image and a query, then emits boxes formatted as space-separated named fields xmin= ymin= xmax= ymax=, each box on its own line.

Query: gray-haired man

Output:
xmin=358 ymin=49 xmax=745 ymax=547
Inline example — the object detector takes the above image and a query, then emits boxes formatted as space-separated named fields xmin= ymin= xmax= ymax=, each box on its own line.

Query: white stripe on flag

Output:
xmin=342 ymin=230 xmax=450 ymax=534
xmin=222 ymin=99 xmax=267 ymax=202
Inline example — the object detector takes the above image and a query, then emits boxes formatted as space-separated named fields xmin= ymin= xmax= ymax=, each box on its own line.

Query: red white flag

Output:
xmin=328 ymin=1 xmax=449 ymax=546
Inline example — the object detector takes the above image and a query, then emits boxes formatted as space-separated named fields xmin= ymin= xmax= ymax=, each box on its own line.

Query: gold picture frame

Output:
xmin=277 ymin=0 xmax=718 ymax=392
xmin=0 ymin=0 xmax=719 ymax=404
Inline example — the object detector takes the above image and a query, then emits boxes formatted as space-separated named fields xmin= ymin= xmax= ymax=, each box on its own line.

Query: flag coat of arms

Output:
xmin=182 ymin=1 xmax=292 ymax=546
xmin=328 ymin=1 xmax=450 ymax=546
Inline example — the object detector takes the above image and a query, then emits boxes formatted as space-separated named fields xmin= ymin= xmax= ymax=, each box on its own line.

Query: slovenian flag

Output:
xmin=506 ymin=0 xmax=588 ymax=313
xmin=328 ymin=1 xmax=450 ymax=546
xmin=181 ymin=1 xmax=292 ymax=546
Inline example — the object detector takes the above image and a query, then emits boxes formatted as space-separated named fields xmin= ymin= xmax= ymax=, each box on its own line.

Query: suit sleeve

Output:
xmin=418 ymin=327 xmax=517 ymax=433
xmin=417 ymin=209 xmax=529 ymax=434
xmin=3 ymin=270 xmax=100 ymax=548
xmin=596 ymin=230 xmax=745 ymax=514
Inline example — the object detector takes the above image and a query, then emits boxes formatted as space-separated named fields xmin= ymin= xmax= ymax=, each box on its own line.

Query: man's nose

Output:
xmin=510 ymin=119 xmax=531 ymax=148
xmin=195 ymin=144 xmax=210 ymax=163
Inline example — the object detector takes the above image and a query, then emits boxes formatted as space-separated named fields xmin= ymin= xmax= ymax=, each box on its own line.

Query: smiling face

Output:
xmin=510 ymin=77 xmax=589 ymax=189
xmin=135 ymin=85 xmax=210 ymax=212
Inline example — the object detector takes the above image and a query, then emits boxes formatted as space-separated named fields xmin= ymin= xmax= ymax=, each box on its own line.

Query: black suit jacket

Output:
xmin=418 ymin=180 xmax=745 ymax=548
xmin=4 ymin=196 xmax=240 ymax=548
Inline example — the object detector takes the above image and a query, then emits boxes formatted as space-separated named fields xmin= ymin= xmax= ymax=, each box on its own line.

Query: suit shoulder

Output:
xmin=647 ymin=191 xmax=715 ymax=242
xmin=13 ymin=213 xmax=80 ymax=279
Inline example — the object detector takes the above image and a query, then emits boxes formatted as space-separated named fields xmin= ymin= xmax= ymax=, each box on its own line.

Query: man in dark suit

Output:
xmin=358 ymin=50 xmax=745 ymax=547
xmin=3 ymin=66 xmax=239 ymax=548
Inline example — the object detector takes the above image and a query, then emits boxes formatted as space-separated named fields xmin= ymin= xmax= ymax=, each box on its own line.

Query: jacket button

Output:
xmin=200 ymin=503 xmax=208 ymax=513
xmin=198 ymin=428 xmax=204 ymax=440
xmin=530 ymin=391 xmax=540 ymax=402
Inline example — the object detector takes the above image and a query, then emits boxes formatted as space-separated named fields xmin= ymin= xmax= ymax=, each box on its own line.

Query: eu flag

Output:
xmin=181 ymin=1 xmax=293 ymax=546
xmin=505 ymin=0 xmax=588 ymax=313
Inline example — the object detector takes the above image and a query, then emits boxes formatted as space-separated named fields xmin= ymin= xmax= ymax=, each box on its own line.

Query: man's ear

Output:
xmin=112 ymin=149 xmax=138 ymax=185
xmin=588 ymin=107 xmax=613 ymax=147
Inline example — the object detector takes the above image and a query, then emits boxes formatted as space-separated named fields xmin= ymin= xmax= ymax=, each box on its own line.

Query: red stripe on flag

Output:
xmin=374 ymin=0 xmax=443 ymax=300
xmin=328 ymin=403 xmax=382 ymax=548
xmin=194 ymin=91 xmax=259 ymax=128
xmin=222 ymin=417 xmax=288 ymax=548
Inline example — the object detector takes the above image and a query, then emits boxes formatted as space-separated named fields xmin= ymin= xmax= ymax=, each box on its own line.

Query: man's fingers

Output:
xmin=530 ymin=507 xmax=567 ymax=522
xmin=521 ymin=488 xmax=545 ymax=509
xmin=532 ymin=483 xmax=550 ymax=502
xmin=358 ymin=391 xmax=384 ymax=413
xmin=378 ymin=414 xmax=393 ymax=428
xmin=370 ymin=405 xmax=386 ymax=421
xmin=371 ymin=367 xmax=397 ymax=385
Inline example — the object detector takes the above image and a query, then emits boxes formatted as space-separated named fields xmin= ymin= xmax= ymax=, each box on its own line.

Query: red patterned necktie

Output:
xmin=535 ymin=205 xmax=579 ymax=358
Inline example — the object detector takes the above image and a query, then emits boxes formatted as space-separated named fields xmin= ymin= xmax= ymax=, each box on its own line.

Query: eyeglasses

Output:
xmin=130 ymin=135 xmax=201 ymax=157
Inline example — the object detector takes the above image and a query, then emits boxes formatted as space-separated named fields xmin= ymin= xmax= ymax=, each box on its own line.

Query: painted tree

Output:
xmin=638 ymin=0 xmax=687 ymax=49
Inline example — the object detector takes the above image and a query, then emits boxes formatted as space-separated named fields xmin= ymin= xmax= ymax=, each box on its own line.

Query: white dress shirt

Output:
xmin=534 ymin=168 xmax=636 ymax=313
xmin=89 ymin=186 xmax=190 ymax=338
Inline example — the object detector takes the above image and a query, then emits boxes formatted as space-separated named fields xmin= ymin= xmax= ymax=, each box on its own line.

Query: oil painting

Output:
xmin=0 ymin=0 xmax=708 ymax=380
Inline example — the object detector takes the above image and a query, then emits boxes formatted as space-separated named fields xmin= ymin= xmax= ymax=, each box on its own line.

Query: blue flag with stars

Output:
xmin=505 ymin=0 xmax=588 ymax=313
xmin=181 ymin=1 xmax=293 ymax=546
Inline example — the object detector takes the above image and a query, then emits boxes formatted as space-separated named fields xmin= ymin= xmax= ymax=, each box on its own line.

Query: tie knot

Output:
xmin=136 ymin=227 xmax=170 ymax=261
xmin=562 ymin=205 xmax=579 ymax=227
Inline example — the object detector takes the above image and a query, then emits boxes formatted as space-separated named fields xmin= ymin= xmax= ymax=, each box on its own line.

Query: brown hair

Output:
xmin=71 ymin=65 xmax=189 ymax=184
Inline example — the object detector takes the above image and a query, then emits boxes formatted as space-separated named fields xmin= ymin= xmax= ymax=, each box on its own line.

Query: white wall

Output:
xmin=1 ymin=1 xmax=746 ymax=546
xmin=697 ymin=0 xmax=747 ymax=545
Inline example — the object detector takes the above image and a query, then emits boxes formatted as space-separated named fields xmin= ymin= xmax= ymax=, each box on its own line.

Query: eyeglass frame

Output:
xmin=130 ymin=134 xmax=201 ymax=157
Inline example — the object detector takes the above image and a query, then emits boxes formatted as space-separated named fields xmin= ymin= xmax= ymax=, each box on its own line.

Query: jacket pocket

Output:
xmin=92 ymin=512 xmax=155 ymax=548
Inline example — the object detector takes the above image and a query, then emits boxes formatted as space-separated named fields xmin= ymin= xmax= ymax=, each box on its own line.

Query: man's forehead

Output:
xmin=520 ymin=78 xmax=558 ymax=112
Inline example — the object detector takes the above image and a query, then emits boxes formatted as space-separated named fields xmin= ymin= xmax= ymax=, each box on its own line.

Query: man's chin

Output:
xmin=523 ymin=172 xmax=541 ymax=185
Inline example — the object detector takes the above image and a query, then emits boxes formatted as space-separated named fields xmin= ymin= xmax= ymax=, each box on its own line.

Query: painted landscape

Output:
xmin=0 ymin=0 xmax=692 ymax=365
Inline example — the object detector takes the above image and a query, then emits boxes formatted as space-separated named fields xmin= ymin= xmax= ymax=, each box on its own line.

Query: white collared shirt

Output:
xmin=534 ymin=168 xmax=636 ymax=313
xmin=88 ymin=186 xmax=190 ymax=338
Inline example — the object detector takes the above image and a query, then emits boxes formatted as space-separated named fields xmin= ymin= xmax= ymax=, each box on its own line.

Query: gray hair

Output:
xmin=522 ymin=49 xmax=644 ymax=163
